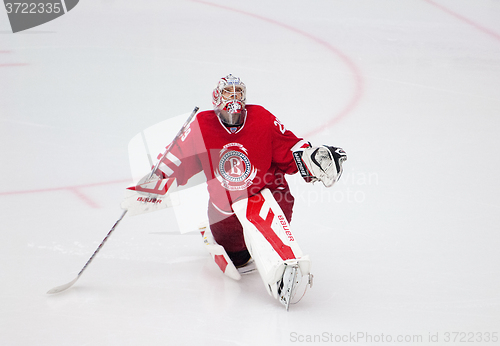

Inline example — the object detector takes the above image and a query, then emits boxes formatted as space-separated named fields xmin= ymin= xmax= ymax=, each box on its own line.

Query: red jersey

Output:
xmin=156 ymin=105 xmax=306 ymax=213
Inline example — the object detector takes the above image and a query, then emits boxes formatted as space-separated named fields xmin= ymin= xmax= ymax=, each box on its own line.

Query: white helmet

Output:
xmin=212 ymin=74 xmax=247 ymax=126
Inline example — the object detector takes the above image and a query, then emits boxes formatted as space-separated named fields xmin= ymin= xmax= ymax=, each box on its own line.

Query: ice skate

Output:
xmin=236 ymin=258 xmax=257 ymax=275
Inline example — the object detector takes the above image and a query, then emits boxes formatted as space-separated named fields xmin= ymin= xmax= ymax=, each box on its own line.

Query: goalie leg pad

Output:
xmin=232 ymin=189 xmax=312 ymax=306
xmin=199 ymin=221 xmax=242 ymax=280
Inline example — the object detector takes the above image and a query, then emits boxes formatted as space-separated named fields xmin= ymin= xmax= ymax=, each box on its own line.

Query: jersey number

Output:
xmin=274 ymin=119 xmax=286 ymax=134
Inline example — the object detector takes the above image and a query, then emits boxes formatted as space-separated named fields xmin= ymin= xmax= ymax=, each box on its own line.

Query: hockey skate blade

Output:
xmin=237 ymin=259 xmax=257 ymax=275
xmin=47 ymin=276 xmax=79 ymax=294
xmin=279 ymin=265 xmax=299 ymax=311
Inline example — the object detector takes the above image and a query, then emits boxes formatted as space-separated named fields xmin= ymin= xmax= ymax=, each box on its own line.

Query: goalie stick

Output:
xmin=47 ymin=106 xmax=200 ymax=294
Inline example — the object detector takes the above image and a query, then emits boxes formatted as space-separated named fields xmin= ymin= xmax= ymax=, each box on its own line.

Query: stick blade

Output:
xmin=46 ymin=276 xmax=79 ymax=294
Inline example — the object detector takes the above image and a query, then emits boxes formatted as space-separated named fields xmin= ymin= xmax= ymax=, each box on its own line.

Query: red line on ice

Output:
xmin=423 ymin=0 xmax=500 ymax=42
xmin=0 ymin=179 xmax=130 ymax=196
xmin=191 ymin=0 xmax=364 ymax=137
xmin=0 ymin=179 xmax=131 ymax=208
xmin=68 ymin=187 xmax=101 ymax=209
xmin=0 ymin=50 xmax=28 ymax=66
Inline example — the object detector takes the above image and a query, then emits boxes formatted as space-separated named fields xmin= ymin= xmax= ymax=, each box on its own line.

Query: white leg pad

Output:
xmin=232 ymin=189 xmax=311 ymax=300
xmin=199 ymin=222 xmax=241 ymax=281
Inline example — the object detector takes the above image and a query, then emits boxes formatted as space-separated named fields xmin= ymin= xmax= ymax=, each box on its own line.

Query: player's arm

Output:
xmin=121 ymin=122 xmax=203 ymax=214
xmin=131 ymin=141 xmax=184 ymax=196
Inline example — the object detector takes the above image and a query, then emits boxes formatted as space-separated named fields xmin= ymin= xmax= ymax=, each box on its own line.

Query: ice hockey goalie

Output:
xmin=123 ymin=74 xmax=347 ymax=310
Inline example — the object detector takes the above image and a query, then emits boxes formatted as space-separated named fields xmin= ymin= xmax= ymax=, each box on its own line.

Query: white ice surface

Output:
xmin=1 ymin=0 xmax=500 ymax=345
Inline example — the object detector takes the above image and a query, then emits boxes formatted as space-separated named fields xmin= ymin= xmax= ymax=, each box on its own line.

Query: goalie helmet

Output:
xmin=212 ymin=74 xmax=247 ymax=126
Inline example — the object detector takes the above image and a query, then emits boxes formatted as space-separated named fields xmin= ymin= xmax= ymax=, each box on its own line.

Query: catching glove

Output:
xmin=293 ymin=145 xmax=347 ymax=187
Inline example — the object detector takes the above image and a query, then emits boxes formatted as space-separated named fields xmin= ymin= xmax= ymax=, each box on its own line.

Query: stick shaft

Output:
xmin=77 ymin=209 xmax=128 ymax=276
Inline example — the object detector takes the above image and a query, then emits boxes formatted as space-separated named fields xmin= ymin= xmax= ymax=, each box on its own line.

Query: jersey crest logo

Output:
xmin=215 ymin=143 xmax=257 ymax=191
